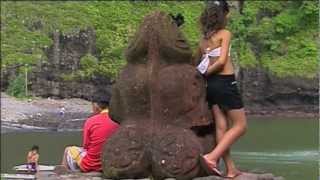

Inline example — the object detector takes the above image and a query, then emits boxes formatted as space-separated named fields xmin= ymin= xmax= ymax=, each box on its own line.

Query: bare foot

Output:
xmin=224 ymin=169 xmax=242 ymax=179
xmin=200 ymin=155 xmax=222 ymax=176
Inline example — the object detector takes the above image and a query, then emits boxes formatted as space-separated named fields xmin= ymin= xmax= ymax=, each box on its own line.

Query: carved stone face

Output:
xmin=125 ymin=11 xmax=192 ymax=64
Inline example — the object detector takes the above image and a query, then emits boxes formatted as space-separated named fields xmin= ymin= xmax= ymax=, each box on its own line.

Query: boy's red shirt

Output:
xmin=80 ymin=112 xmax=119 ymax=172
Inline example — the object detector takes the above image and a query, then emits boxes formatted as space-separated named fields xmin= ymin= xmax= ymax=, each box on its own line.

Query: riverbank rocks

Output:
xmin=103 ymin=11 xmax=213 ymax=179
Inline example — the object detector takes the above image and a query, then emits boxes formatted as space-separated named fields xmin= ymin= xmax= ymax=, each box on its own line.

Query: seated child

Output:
xmin=26 ymin=145 xmax=39 ymax=172
xmin=61 ymin=93 xmax=119 ymax=172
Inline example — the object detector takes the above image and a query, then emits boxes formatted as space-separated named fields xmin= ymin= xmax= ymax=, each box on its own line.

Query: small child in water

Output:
xmin=26 ymin=145 xmax=39 ymax=172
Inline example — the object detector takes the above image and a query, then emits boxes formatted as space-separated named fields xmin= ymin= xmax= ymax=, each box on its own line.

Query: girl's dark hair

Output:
xmin=31 ymin=145 xmax=39 ymax=152
xmin=200 ymin=0 xmax=230 ymax=39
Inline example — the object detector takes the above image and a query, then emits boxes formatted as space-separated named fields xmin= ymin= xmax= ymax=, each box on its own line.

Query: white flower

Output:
xmin=214 ymin=1 xmax=220 ymax=6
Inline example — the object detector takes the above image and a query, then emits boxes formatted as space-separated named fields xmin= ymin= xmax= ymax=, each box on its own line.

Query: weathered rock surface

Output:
xmin=37 ymin=164 xmax=284 ymax=179
xmin=35 ymin=171 xmax=284 ymax=180
xmin=103 ymin=11 xmax=213 ymax=180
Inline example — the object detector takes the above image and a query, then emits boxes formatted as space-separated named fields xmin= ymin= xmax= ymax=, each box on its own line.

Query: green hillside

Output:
xmin=1 ymin=1 xmax=318 ymax=88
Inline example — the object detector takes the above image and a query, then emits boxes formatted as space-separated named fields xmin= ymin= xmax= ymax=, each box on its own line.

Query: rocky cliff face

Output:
xmin=238 ymin=67 xmax=318 ymax=114
xmin=29 ymin=28 xmax=112 ymax=100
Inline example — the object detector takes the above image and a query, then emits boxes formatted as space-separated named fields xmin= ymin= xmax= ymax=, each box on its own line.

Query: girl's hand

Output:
xmin=205 ymin=47 xmax=211 ymax=54
xmin=205 ymin=67 xmax=212 ymax=76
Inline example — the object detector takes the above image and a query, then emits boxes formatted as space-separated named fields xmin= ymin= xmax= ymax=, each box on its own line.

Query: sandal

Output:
xmin=199 ymin=155 xmax=222 ymax=177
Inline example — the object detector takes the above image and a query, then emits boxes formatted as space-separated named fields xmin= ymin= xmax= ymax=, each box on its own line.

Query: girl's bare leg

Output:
xmin=204 ymin=108 xmax=247 ymax=172
xmin=209 ymin=105 xmax=241 ymax=176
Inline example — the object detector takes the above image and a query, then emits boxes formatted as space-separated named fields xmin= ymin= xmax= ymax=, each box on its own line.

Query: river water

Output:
xmin=1 ymin=117 xmax=318 ymax=180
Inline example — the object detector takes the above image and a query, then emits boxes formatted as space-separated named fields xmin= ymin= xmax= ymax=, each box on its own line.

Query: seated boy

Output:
xmin=26 ymin=145 xmax=40 ymax=172
xmin=61 ymin=93 xmax=119 ymax=172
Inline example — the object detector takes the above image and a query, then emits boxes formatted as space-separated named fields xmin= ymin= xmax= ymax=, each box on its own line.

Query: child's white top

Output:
xmin=196 ymin=46 xmax=231 ymax=74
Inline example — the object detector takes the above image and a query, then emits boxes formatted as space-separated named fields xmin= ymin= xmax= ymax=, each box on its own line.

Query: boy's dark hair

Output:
xmin=91 ymin=90 xmax=110 ymax=110
xmin=200 ymin=0 xmax=230 ymax=39
xmin=31 ymin=145 xmax=39 ymax=152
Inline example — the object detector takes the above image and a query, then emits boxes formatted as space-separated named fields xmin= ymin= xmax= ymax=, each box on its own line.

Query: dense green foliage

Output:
xmin=1 ymin=2 xmax=91 ymax=67
xmin=6 ymin=72 xmax=26 ymax=98
xmin=1 ymin=1 xmax=318 ymax=91
xmin=86 ymin=1 xmax=205 ymax=77
xmin=229 ymin=1 xmax=318 ymax=78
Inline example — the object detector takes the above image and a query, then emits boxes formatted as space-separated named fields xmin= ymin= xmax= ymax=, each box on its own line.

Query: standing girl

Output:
xmin=194 ymin=0 xmax=247 ymax=178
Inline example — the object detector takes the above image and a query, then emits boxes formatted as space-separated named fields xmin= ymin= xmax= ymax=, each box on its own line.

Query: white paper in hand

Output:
xmin=197 ymin=54 xmax=210 ymax=74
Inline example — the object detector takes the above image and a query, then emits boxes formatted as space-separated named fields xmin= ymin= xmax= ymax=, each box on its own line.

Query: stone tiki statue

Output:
xmin=102 ymin=11 xmax=215 ymax=180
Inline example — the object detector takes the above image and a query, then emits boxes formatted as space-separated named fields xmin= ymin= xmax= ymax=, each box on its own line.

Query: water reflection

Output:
xmin=1 ymin=117 xmax=318 ymax=180
xmin=233 ymin=150 xmax=319 ymax=163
